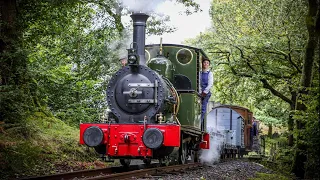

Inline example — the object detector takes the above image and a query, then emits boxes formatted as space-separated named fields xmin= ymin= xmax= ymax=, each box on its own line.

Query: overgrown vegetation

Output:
xmin=260 ymin=136 xmax=294 ymax=176
xmin=249 ymin=172 xmax=290 ymax=180
xmin=0 ymin=112 xmax=102 ymax=179
xmin=294 ymin=87 xmax=320 ymax=178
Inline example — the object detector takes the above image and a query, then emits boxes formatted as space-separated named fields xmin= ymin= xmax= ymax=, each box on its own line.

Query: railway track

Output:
xmin=22 ymin=157 xmax=263 ymax=180
xmin=22 ymin=163 xmax=158 ymax=180
xmin=22 ymin=163 xmax=202 ymax=180
xmin=90 ymin=163 xmax=201 ymax=180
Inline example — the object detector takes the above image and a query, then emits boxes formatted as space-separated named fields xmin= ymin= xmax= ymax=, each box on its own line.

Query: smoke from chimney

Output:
xmin=118 ymin=0 xmax=166 ymax=14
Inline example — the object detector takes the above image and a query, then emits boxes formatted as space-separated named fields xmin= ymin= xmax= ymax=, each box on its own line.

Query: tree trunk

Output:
xmin=288 ymin=109 xmax=294 ymax=145
xmin=0 ymin=0 xmax=18 ymax=85
xmin=268 ymin=124 xmax=272 ymax=138
xmin=0 ymin=0 xmax=31 ymax=123
xmin=291 ymin=0 xmax=320 ymax=178
xmin=288 ymin=92 xmax=297 ymax=146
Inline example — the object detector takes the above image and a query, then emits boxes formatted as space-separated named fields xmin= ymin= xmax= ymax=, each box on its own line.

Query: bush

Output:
xmin=0 ymin=112 xmax=103 ymax=179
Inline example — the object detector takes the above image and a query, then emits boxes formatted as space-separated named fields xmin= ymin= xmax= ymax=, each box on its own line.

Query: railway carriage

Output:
xmin=206 ymin=105 xmax=258 ymax=158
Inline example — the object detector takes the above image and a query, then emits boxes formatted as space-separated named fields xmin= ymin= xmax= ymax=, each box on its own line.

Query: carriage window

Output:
xmin=176 ymin=48 xmax=193 ymax=65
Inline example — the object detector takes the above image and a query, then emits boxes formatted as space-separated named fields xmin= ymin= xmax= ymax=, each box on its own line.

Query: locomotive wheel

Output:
xmin=159 ymin=156 xmax=170 ymax=166
xmin=143 ymin=158 xmax=151 ymax=165
xmin=94 ymin=144 xmax=106 ymax=155
xmin=179 ymin=141 xmax=187 ymax=164
xmin=237 ymin=147 xmax=241 ymax=158
xmin=120 ymin=159 xmax=131 ymax=167
xmin=158 ymin=158 xmax=163 ymax=166
xmin=194 ymin=150 xmax=199 ymax=162
xmin=188 ymin=150 xmax=195 ymax=163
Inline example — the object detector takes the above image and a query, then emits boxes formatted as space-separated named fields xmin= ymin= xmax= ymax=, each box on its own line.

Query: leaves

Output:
xmin=187 ymin=0 xmax=319 ymax=177
xmin=186 ymin=0 xmax=312 ymax=127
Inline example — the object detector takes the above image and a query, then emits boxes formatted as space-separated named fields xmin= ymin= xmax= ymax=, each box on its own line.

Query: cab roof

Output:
xmin=145 ymin=43 xmax=209 ymax=58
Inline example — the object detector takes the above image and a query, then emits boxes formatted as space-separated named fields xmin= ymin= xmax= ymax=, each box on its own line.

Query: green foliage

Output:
xmin=0 ymin=86 xmax=32 ymax=124
xmin=175 ymin=0 xmax=201 ymax=14
xmin=192 ymin=0 xmax=318 ymax=177
xmin=255 ymin=99 xmax=289 ymax=128
xmin=188 ymin=0 xmax=303 ymax=130
xmin=22 ymin=1 xmax=123 ymax=125
xmin=249 ymin=172 xmax=291 ymax=180
xmin=0 ymin=142 xmax=43 ymax=179
xmin=146 ymin=15 xmax=177 ymax=35
xmin=211 ymin=71 xmax=263 ymax=108
xmin=259 ymin=137 xmax=294 ymax=178
xmin=185 ymin=0 xmax=308 ymax=129
xmin=0 ymin=112 xmax=100 ymax=179
xmin=292 ymin=86 xmax=320 ymax=178
xmin=0 ymin=2 xmax=34 ymax=124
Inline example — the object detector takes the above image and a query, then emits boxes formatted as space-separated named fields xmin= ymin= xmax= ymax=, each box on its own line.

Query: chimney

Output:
xmin=130 ymin=13 xmax=149 ymax=66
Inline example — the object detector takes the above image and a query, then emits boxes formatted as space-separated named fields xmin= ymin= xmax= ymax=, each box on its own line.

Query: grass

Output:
xmin=249 ymin=172 xmax=291 ymax=180
xmin=0 ymin=112 xmax=108 ymax=179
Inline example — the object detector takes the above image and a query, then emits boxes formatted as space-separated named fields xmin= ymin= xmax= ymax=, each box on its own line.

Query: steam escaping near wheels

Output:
xmin=199 ymin=129 xmax=224 ymax=164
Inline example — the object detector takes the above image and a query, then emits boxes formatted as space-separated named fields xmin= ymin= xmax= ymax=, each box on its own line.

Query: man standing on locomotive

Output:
xmin=200 ymin=57 xmax=213 ymax=131
xmin=119 ymin=55 xmax=127 ymax=67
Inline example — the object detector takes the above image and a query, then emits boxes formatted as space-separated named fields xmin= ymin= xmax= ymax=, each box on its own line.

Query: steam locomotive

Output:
xmin=79 ymin=13 xmax=210 ymax=166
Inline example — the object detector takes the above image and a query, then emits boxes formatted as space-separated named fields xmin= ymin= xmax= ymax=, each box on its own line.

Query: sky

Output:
xmin=146 ymin=0 xmax=212 ymax=44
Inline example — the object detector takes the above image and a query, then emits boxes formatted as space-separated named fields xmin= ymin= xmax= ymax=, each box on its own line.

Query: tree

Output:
xmin=188 ymin=0 xmax=308 ymax=146
xmin=292 ymin=0 xmax=320 ymax=177
xmin=186 ymin=0 xmax=319 ymax=177
xmin=1 ymin=0 xmax=202 ymax=125
xmin=0 ymin=0 xmax=32 ymax=124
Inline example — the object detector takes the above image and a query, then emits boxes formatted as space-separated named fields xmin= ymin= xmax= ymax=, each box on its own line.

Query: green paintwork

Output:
xmin=148 ymin=55 xmax=173 ymax=81
xmin=177 ymin=93 xmax=201 ymax=128
xmin=146 ymin=45 xmax=199 ymax=90
xmin=145 ymin=44 xmax=208 ymax=131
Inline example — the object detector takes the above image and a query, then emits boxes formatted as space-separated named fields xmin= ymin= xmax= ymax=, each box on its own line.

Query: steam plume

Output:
xmin=200 ymin=129 xmax=224 ymax=164
xmin=118 ymin=0 xmax=166 ymax=14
